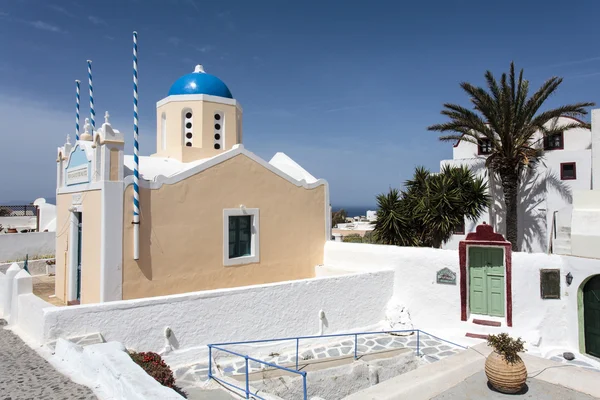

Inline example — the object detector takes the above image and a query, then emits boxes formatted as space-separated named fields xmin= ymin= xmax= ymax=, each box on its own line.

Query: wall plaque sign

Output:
xmin=66 ymin=164 xmax=89 ymax=186
xmin=437 ymin=268 xmax=457 ymax=285
xmin=72 ymin=193 xmax=83 ymax=205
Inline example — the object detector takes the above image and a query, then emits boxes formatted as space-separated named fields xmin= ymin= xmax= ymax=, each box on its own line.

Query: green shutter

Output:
xmin=228 ymin=216 xmax=252 ymax=259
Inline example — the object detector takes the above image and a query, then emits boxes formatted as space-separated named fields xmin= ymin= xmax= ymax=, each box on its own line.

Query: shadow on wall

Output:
xmin=471 ymin=160 xmax=572 ymax=252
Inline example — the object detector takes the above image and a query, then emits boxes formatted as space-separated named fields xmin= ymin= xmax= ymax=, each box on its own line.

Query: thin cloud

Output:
xmin=88 ymin=15 xmax=106 ymax=25
xmin=216 ymin=10 xmax=235 ymax=31
xmin=29 ymin=20 xmax=64 ymax=32
xmin=48 ymin=5 xmax=77 ymax=18
xmin=104 ymin=35 xmax=115 ymax=41
xmin=184 ymin=0 xmax=200 ymax=12
xmin=529 ymin=56 xmax=600 ymax=70
xmin=193 ymin=45 xmax=214 ymax=53
xmin=567 ymin=71 xmax=600 ymax=79
xmin=168 ymin=36 xmax=181 ymax=46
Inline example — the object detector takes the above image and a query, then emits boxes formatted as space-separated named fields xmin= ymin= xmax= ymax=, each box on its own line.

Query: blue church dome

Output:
xmin=168 ymin=65 xmax=233 ymax=98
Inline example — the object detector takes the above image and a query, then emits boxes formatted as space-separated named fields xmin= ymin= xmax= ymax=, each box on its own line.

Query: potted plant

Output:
xmin=485 ymin=333 xmax=527 ymax=394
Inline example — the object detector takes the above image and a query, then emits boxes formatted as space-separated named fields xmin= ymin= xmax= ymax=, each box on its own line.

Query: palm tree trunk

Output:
xmin=499 ymin=170 xmax=519 ymax=251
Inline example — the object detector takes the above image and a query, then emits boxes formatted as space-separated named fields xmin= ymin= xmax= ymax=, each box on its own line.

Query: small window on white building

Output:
xmin=223 ymin=208 xmax=259 ymax=266
xmin=183 ymin=109 xmax=193 ymax=147
xmin=214 ymin=112 xmax=223 ymax=150
xmin=544 ymin=133 xmax=563 ymax=150
xmin=161 ymin=113 xmax=167 ymax=150
xmin=560 ymin=162 xmax=576 ymax=180
xmin=478 ymin=139 xmax=492 ymax=155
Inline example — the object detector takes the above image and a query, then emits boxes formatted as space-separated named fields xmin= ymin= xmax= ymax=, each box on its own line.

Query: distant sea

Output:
xmin=332 ymin=206 xmax=376 ymax=218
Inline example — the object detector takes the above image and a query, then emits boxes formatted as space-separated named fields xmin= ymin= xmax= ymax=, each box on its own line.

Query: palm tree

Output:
xmin=374 ymin=166 xmax=489 ymax=248
xmin=428 ymin=62 xmax=594 ymax=251
xmin=373 ymin=188 xmax=416 ymax=246
xmin=408 ymin=165 xmax=489 ymax=248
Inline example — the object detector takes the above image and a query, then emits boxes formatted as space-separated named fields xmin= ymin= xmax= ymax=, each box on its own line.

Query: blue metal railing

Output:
xmin=209 ymin=345 xmax=307 ymax=400
xmin=207 ymin=329 xmax=467 ymax=399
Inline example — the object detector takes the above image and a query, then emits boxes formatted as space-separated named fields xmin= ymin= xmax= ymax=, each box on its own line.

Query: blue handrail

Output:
xmin=207 ymin=329 xmax=466 ymax=399
xmin=209 ymin=344 xmax=307 ymax=400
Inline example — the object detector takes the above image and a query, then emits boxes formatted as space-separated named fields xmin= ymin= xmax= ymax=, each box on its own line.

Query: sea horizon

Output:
xmin=331 ymin=205 xmax=377 ymax=218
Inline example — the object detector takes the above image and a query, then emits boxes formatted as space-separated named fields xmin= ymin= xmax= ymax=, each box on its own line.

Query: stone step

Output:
xmin=472 ymin=319 xmax=501 ymax=327
xmin=465 ymin=332 xmax=489 ymax=340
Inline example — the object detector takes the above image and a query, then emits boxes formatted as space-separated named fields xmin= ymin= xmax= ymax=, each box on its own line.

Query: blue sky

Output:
xmin=1 ymin=0 xmax=599 ymax=207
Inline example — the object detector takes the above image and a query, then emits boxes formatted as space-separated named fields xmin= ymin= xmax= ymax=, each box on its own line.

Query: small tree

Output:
xmin=331 ymin=209 xmax=348 ymax=228
xmin=374 ymin=166 xmax=489 ymax=247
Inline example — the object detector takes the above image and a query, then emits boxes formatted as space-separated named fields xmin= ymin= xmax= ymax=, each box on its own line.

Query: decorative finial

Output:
xmin=66 ymin=134 xmax=71 ymax=145
xmin=104 ymin=111 xmax=110 ymax=125
xmin=80 ymin=118 xmax=92 ymax=141
xmin=194 ymin=64 xmax=205 ymax=73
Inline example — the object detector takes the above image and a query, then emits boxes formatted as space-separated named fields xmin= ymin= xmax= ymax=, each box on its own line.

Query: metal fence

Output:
xmin=0 ymin=205 xmax=37 ymax=217
xmin=207 ymin=329 xmax=467 ymax=399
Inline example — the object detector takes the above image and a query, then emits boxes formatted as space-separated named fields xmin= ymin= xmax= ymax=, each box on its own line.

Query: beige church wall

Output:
xmin=122 ymin=154 xmax=326 ymax=300
xmin=154 ymin=98 xmax=239 ymax=162
xmin=54 ymin=190 xmax=102 ymax=304
xmin=80 ymin=190 xmax=102 ymax=304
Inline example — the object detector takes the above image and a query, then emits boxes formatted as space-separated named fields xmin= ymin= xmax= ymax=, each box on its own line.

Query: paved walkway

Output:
xmin=432 ymin=370 xmax=597 ymax=399
xmin=0 ymin=320 xmax=96 ymax=400
xmin=548 ymin=353 xmax=600 ymax=371
xmin=175 ymin=332 xmax=463 ymax=392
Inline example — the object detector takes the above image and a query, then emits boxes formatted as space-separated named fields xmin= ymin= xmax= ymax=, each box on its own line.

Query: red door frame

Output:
xmin=458 ymin=223 xmax=513 ymax=327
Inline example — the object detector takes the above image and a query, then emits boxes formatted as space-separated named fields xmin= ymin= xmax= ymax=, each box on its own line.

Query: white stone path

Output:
xmin=175 ymin=332 xmax=463 ymax=392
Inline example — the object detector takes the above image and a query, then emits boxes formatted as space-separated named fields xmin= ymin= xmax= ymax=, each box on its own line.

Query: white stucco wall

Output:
xmin=570 ymin=190 xmax=600 ymax=258
xmin=52 ymin=340 xmax=183 ymax=400
xmin=444 ymin=117 xmax=593 ymax=254
xmin=324 ymin=242 xmax=461 ymax=329
xmin=39 ymin=271 xmax=393 ymax=352
xmin=0 ymin=232 xmax=55 ymax=262
xmin=324 ymin=241 xmax=600 ymax=355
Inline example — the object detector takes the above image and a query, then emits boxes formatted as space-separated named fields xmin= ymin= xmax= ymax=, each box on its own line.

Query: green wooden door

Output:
xmin=469 ymin=248 xmax=487 ymax=314
xmin=469 ymin=247 xmax=505 ymax=317
xmin=584 ymin=276 xmax=600 ymax=358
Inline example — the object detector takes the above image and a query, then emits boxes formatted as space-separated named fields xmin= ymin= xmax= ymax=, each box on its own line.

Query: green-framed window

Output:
xmin=228 ymin=215 xmax=252 ymax=259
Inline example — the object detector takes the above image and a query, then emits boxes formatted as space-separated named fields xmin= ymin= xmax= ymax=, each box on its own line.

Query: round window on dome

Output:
xmin=214 ymin=133 xmax=221 ymax=140
xmin=186 ymin=122 xmax=192 ymax=129
xmin=185 ymin=112 xmax=192 ymax=119
xmin=186 ymin=132 xmax=193 ymax=139
xmin=214 ymin=143 xmax=221 ymax=150
xmin=214 ymin=114 xmax=221 ymax=121
xmin=215 ymin=123 xmax=221 ymax=130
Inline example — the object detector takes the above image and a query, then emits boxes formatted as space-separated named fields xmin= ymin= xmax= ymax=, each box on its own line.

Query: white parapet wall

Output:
xmin=323 ymin=241 xmax=600 ymax=354
xmin=34 ymin=270 xmax=393 ymax=352
xmin=0 ymin=231 xmax=55 ymax=262
xmin=52 ymin=340 xmax=183 ymax=400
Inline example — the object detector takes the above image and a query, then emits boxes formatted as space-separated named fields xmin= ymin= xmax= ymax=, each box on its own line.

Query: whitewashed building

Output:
xmin=441 ymin=116 xmax=592 ymax=253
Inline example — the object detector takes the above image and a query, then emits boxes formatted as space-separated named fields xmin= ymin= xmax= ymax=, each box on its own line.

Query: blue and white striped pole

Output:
xmin=133 ymin=31 xmax=140 ymax=260
xmin=75 ymin=80 xmax=80 ymax=141
xmin=87 ymin=60 xmax=95 ymax=132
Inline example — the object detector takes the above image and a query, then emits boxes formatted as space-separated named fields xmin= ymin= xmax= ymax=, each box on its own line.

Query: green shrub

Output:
xmin=342 ymin=234 xmax=364 ymax=243
xmin=130 ymin=351 xmax=186 ymax=397
xmin=487 ymin=333 xmax=525 ymax=364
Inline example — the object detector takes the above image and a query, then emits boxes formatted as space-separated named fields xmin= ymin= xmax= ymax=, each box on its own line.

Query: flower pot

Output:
xmin=485 ymin=350 xmax=527 ymax=394
xmin=7 ymin=228 xmax=17 ymax=233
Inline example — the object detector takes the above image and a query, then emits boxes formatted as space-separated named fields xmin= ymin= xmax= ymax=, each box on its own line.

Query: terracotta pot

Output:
xmin=485 ymin=351 xmax=527 ymax=394
xmin=7 ymin=228 xmax=17 ymax=233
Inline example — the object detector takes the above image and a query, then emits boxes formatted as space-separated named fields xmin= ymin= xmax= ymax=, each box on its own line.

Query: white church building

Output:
xmin=441 ymin=116 xmax=593 ymax=253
